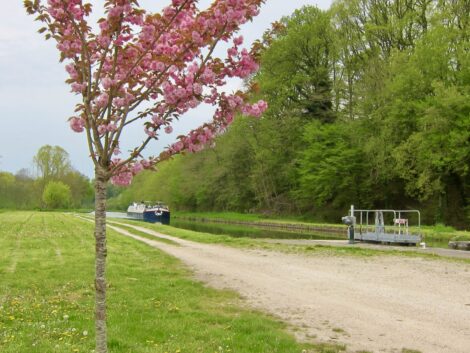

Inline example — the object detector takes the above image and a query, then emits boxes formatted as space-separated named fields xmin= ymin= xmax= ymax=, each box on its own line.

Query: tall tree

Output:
xmin=25 ymin=1 xmax=267 ymax=351
xmin=33 ymin=145 xmax=72 ymax=182
xmin=259 ymin=6 xmax=335 ymax=123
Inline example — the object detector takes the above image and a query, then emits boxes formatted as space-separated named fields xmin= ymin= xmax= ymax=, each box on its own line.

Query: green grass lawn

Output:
xmin=0 ymin=212 xmax=343 ymax=353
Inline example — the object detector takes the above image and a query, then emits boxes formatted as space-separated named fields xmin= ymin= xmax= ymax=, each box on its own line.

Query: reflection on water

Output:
xmin=104 ymin=212 xmax=345 ymax=240
xmin=171 ymin=219 xmax=345 ymax=240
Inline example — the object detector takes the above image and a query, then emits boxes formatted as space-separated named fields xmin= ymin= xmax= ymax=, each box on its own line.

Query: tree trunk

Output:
xmin=94 ymin=171 xmax=108 ymax=353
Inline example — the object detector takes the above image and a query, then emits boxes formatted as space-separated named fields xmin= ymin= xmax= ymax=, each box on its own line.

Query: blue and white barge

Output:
xmin=127 ymin=202 xmax=170 ymax=224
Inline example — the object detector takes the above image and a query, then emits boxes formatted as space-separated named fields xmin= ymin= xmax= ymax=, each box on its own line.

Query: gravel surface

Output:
xmin=106 ymin=220 xmax=470 ymax=353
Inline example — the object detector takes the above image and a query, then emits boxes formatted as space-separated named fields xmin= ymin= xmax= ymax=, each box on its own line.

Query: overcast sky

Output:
xmin=0 ymin=0 xmax=331 ymax=178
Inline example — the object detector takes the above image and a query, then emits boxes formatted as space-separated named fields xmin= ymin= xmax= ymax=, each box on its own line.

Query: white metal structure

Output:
xmin=351 ymin=206 xmax=421 ymax=245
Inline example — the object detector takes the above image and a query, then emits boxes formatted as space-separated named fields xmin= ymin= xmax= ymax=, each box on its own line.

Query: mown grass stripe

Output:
xmin=0 ymin=211 xmax=342 ymax=353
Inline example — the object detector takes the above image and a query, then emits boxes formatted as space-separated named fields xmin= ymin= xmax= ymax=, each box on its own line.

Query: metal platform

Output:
xmin=343 ymin=206 xmax=422 ymax=246
xmin=355 ymin=231 xmax=421 ymax=244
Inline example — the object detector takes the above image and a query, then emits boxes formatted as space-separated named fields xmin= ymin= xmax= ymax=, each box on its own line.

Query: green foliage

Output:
xmin=0 ymin=146 xmax=93 ymax=210
xmin=0 ymin=171 xmax=40 ymax=209
xmin=260 ymin=6 xmax=335 ymax=123
xmin=62 ymin=171 xmax=94 ymax=208
xmin=33 ymin=145 xmax=72 ymax=182
xmin=42 ymin=181 xmax=72 ymax=209
xmin=109 ymin=1 xmax=469 ymax=228
xmin=296 ymin=121 xmax=371 ymax=209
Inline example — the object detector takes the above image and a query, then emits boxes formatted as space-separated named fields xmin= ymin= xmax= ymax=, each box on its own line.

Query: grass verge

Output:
xmin=107 ymin=222 xmax=179 ymax=246
xmin=0 ymin=211 xmax=346 ymax=353
xmin=110 ymin=218 xmax=470 ymax=264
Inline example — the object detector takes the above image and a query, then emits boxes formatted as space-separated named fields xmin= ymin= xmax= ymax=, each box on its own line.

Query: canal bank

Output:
xmin=104 ymin=211 xmax=468 ymax=247
xmin=172 ymin=212 xmax=470 ymax=248
xmin=173 ymin=215 xmax=345 ymax=236
xmin=170 ymin=218 xmax=346 ymax=240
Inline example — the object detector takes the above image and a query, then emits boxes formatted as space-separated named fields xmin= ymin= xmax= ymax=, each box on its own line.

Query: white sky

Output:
xmin=0 ymin=0 xmax=331 ymax=178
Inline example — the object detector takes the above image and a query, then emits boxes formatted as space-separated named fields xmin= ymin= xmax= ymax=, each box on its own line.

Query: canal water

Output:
xmin=170 ymin=218 xmax=345 ymax=240
xmin=105 ymin=212 xmax=344 ymax=240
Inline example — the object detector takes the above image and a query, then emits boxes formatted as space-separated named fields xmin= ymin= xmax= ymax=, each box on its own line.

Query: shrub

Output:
xmin=42 ymin=181 xmax=72 ymax=209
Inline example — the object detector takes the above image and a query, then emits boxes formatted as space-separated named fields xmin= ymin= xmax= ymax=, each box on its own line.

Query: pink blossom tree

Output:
xmin=24 ymin=0 xmax=267 ymax=351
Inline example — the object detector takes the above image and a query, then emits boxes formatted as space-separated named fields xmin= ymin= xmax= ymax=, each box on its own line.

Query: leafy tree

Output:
xmin=0 ymin=172 xmax=16 ymax=208
xmin=296 ymin=121 xmax=371 ymax=214
xmin=42 ymin=181 xmax=72 ymax=209
xmin=259 ymin=6 xmax=335 ymax=123
xmin=62 ymin=170 xmax=94 ymax=208
xmin=33 ymin=145 xmax=72 ymax=182
xmin=388 ymin=23 xmax=470 ymax=224
xmin=0 ymin=171 xmax=39 ymax=209
xmin=0 ymin=172 xmax=15 ymax=189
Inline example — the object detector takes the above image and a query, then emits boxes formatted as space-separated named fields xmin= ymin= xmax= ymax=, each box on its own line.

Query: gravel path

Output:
xmin=106 ymin=220 xmax=470 ymax=353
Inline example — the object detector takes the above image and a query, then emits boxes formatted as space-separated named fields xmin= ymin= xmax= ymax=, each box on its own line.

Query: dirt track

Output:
xmin=106 ymin=220 xmax=470 ymax=353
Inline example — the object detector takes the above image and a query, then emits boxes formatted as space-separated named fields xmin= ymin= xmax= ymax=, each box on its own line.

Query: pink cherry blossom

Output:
xmin=111 ymin=171 xmax=133 ymax=186
xmin=242 ymin=100 xmax=268 ymax=118
xmin=107 ymin=123 xmax=117 ymax=132
xmin=27 ymin=0 xmax=267 ymax=187
xmin=172 ymin=141 xmax=185 ymax=152
xmin=70 ymin=117 xmax=85 ymax=133
xmin=95 ymin=93 xmax=109 ymax=108
xmin=132 ymin=162 xmax=144 ymax=174
xmin=71 ymin=82 xmax=86 ymax=93
xmin=101 ymin=77 xmax=114 ymax=90
xmin=97 ymin=125 xmax=107 ymax=135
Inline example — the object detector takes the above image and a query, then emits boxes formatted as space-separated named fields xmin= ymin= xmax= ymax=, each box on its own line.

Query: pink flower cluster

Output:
xmin=110 ymin=158 xmax=153 ymax=186
xmin=241 ymin=100 xmax=268 ymax=118
xmin=69 ymin=116 xmax=85 ymax=132
xmin=225 ymin=37 xmax=259 ymax=78
xmin=30 ymin=0 xmax=267 ymax=186
xmin=70 ymin=116 xmax=120 ymax=136
xmin=169 ymin=125 xmax=216 ymax=154
xmin=98 ymin=123 xmax=117 ymax=135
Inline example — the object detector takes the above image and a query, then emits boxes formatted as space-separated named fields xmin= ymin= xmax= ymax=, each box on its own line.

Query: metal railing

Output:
xmin=353 ymin=209 xmax=421 ymax=237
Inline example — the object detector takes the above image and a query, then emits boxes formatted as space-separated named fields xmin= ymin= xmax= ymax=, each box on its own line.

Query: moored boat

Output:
xmin=127 ymin=201 xmax=170 ymax=224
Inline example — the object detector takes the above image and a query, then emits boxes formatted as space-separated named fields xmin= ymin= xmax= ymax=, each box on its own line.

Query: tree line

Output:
xmin=103 ymin=1 xmax=467 ymax=228
xmin=0 ymin=145 xmax=94 ymax=209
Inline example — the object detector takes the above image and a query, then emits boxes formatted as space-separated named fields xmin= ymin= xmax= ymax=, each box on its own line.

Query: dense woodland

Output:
xmin=0 ymin=145 xmax=94 ymax=209
xmin=109 ymin=0 xmax=469 ymax=228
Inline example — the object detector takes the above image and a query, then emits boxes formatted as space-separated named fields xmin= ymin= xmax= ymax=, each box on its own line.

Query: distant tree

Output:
xmin=0 ymin=173 xmax=11 ymax=208
xmin=62 ymin=170 xmax=94 ymax=208
xmin=15 ymin=168 xmax=34 ymax=181
xmin=33 ymin=145 xmax=72 ymax=182
xmin=0 ymin=172 xmax=16 ymax=207
xmin=0 ymin=172 xmax=15 ymax=187
xmin=42 ymin=181 xmax=72 ymax=209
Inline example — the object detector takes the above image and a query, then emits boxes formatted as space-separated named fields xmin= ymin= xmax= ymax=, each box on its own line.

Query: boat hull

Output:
xmin=144 ymin=210 xmax=170 ymax=224
xmin=127 ymin=204 xmax=171 ymax=225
